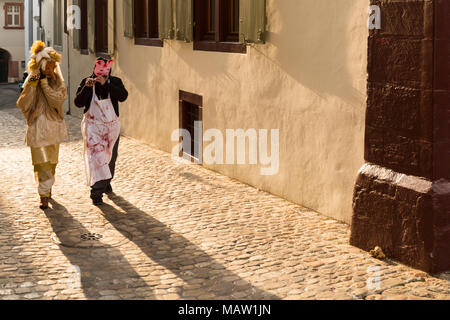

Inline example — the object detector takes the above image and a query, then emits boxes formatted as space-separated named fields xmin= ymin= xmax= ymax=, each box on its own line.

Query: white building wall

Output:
xmin=0 ymin=0 xmax=25 ymax=82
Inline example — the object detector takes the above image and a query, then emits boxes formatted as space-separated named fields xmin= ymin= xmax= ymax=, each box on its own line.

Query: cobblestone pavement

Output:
xmin=0 ymin=95 xmax=449 ymax=300
xmin=0 ymin=84 xmax=21 ymax=110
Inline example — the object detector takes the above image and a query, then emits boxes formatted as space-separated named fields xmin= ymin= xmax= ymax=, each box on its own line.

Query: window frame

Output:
xmin=134 ymin=0 xmax=163 ymax=47
xmin=3 ymin=2 xmax=24 ymax=30
xmin=193 ymin=0 xmax=246 ymax=54
xmin=179 ymin=90 xmax=203 ymax=163
xmin=94 ymin=0 xmax=109 ymax=55
xmin=79 ymin=0 xmax=89 ymax=54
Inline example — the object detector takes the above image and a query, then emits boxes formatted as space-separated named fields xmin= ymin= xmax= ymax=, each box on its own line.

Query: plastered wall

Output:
xmin=0 ymin=0 xmax=25 ymax=81
xmin=68 ymin=0 xmax=369 ymax=223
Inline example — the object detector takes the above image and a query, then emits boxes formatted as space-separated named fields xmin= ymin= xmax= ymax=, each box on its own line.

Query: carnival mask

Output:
xmin=42 ymin=61 xmax=57 ymax=80
xmin=94 ymin=59 xmax=114 ymax=77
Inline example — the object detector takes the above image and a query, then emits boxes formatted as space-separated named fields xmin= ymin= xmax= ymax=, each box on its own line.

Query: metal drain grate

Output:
xmin=51 ymin=225 xmax=132 ymax=248
xmin=80 ymin=232 xmax=103 ymax=241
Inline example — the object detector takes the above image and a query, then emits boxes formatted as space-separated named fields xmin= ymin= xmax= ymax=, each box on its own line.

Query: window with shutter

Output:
xmin=134 ymin=0 xmax=162 ymax=46
xmin=193 ymin=0 xmax=246 ymax=54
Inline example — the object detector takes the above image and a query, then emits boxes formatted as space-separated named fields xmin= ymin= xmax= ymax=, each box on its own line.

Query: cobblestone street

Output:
xmin=0 ymin=85 xmax=449 ymax=300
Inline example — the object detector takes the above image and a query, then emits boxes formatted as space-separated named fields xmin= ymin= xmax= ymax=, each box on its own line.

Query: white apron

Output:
xmin=81 ymin=85 xmax=120 ymax=186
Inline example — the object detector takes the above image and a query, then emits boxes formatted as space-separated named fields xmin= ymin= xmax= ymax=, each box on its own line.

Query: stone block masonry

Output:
xmin=351 ymin=0 xmax=450 ymax=274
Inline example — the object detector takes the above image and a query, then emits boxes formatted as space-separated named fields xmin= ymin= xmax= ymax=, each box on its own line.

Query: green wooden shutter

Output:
xmin=123 ymin=0 xmax=134 ymax=38
xmin=87 ymin=0 xmax=95 ymax=53
xmin=73 ymin=27 xmax=81 ymax=50
xmin=239 ymin=0 xmax=266 ymax=44
xmin=72 ymin=0 xmax=80 ymax=49
xmin=158 ymin=0 xmax=174 ymax=40
xmin=107 ymin=0 xmax=115 ymax=55
xmin=175 ymin=0 xmax=193 ymax=42
xmin=53 ymin=0 xmax=63 ymax=47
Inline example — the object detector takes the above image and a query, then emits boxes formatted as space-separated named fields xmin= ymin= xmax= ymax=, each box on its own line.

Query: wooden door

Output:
xmin=0 ymin=50 xmax=9 ymax=83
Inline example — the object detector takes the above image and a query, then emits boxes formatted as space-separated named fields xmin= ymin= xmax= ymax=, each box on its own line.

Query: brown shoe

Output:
xmin=40 ymin=197 xmax=49 ymax=210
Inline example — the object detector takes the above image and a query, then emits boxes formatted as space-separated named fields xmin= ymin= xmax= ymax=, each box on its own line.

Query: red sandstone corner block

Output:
xmin=351 ymin=0 xmax=450 ymax=274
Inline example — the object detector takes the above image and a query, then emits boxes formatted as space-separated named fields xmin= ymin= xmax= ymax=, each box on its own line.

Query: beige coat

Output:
xmin=17 ymin=74 xmax=68 ymax=148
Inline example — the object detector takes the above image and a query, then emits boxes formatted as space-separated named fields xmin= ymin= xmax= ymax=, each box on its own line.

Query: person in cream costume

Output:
xmin=16 ymin=41 xmax=68 ymax=209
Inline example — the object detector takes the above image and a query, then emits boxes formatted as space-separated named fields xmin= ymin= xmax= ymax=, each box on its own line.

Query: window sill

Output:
xmin=135 ymin=38 xmax=163 ymax=47
xmin=74 ymin=49 xmax=89 ymax=55
xmin=3 ymin=26 xmax=24 ymax=30
xmin=193 ymin=41 xmax=246 ymax=54
xmin=180 ymin=90 xmax=203 ymax=107
xmin=95 ymin=52 xmax=112 ymax=59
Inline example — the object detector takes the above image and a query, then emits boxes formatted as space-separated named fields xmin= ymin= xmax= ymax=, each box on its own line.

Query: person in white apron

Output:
xmin=82 ymin=84 xmax=121 ymax=187
xmin=75 ymin=57 xmax=128 ymax=205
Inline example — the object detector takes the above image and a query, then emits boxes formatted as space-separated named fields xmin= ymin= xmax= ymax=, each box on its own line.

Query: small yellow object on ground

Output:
xmin=370 ymin=246 xmax=386 ymax=260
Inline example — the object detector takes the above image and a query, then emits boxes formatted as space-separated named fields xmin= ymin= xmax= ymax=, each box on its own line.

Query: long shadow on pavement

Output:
xmin=44 ymin=199 xmax=154 ymax=300
xmin=98 ymin=194 xmax=280 ymax=300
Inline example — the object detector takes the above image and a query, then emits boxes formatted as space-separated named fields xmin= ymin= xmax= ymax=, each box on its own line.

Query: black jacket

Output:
xmin=74 ymin=76 xmax=128 ymax=117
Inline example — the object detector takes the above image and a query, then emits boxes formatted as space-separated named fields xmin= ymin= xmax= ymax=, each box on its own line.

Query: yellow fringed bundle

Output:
xmin=28 ymin=40 xmax=62 ymax=73
xmin=30 ymin=40 xmax=46 ymax=55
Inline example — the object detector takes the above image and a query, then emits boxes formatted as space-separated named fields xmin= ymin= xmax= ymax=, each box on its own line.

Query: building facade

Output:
xmin=27 ymin=0 xmax=449 ymax=273
xmin=0 ymin=0 xmax=25 ymax=82
xmin=63 ymin=0 xmax=368 ymax=225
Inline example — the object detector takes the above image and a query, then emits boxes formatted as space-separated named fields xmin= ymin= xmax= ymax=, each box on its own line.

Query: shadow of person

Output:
xmin=98 ymin=193 xmax=280 ymax=300
xmin=44 ymin=199 xmax=153 ymax=300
